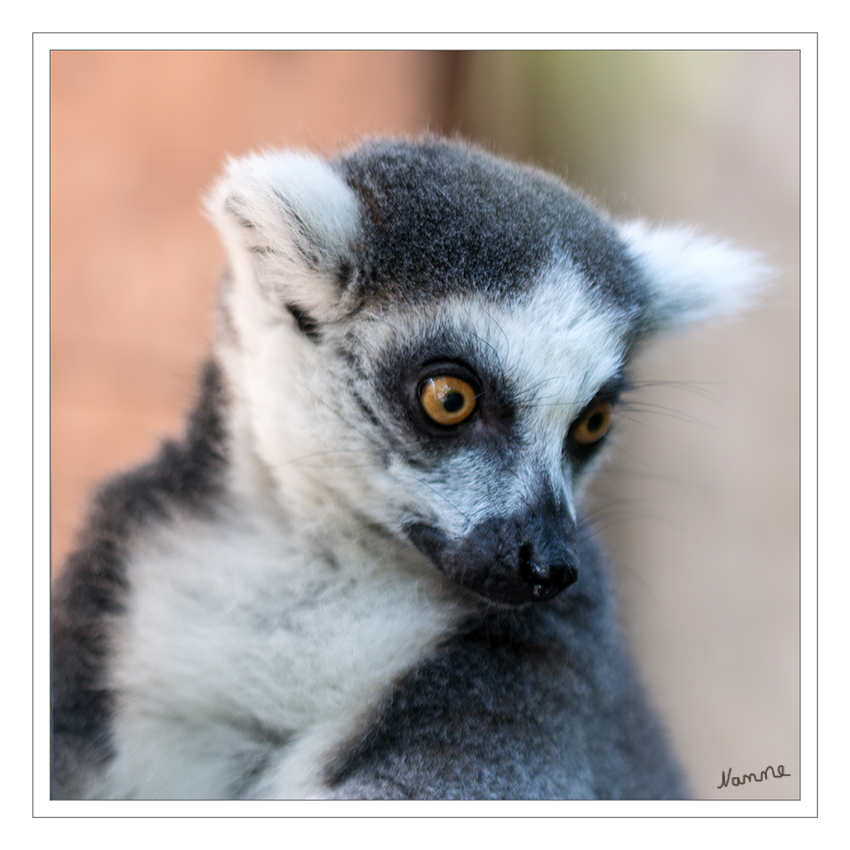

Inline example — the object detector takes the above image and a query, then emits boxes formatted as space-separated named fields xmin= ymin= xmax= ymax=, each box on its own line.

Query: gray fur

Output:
xmin=332 ymin=138 xmax=648 ymax=314
xmin=52 ymin=137 xmax=767 ymax=800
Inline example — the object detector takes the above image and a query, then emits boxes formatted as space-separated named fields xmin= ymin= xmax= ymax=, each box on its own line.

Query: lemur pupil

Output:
xmin=443 ymin=392 xmax=464 ymax=413
xmin=588 ymin=413 xmax=603 ymax=432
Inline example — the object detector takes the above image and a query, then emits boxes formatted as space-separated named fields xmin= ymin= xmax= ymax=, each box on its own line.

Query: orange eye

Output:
xmin=419 ymin=376 xmax=478 ymax=426
xmin=571 ymin=401 xmax=613 ymax=445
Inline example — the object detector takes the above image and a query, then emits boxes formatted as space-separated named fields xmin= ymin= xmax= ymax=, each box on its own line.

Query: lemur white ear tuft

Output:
xmin=207 ymin=150 xmax=361 ymax=324
xmin=619 ymin=220 xmax=774 ymax=333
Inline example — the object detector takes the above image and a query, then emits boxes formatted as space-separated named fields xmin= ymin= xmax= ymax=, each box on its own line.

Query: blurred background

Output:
xmin=50 ymin=50 xmax=800 ymax=800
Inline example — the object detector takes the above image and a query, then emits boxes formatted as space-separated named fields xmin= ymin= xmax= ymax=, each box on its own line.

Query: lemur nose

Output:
xmin=519 ymin=543 xmax=579 ymax=601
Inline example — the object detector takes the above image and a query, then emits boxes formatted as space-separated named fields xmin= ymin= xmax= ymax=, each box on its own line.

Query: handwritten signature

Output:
xmin=717 ymin=764 xmax=792 ymax=789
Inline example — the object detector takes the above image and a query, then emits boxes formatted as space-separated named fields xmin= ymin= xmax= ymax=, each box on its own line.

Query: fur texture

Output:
xmin=52 ymin=137 xmax=769 ymax=800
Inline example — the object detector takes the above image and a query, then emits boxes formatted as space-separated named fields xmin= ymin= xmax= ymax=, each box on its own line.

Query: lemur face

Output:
xmin=209 ymin=138 xmax=769 ymax=607
xmin=316 ymin=280 xmax=633 ymax=606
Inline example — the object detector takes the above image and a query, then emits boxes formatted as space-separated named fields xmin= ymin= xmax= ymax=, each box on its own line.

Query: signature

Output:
xmin=717 ymin=764 xmax=792 ymax=789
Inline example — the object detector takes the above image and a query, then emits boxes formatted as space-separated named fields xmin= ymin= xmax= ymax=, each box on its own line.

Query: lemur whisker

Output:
xmin=617 ymin=402 xmax=714 ymax=428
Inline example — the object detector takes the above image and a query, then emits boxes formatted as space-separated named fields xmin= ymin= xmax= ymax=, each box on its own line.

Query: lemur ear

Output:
xmin=207 ymin=150 xmax=361 ymax=326
xmin=618 ymin=220 xmax=773 ymax=333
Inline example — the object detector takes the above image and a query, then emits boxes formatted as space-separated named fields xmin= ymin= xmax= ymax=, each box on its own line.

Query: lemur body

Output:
xmin=52 ymin=138 xmax=766 ymax=799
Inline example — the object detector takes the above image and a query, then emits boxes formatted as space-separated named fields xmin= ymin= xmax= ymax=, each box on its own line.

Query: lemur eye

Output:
xmin=419 ymin=376 xmax=478 ymax=426
xmin=571 ymin=400 xmax=613 ymax=445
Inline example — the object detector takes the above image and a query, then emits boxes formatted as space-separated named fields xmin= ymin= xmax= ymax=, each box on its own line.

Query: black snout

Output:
xmin=405 ymin=501 xmax=579 ymax=606
xmin=518 ymin=542 xmax=579 ymax=602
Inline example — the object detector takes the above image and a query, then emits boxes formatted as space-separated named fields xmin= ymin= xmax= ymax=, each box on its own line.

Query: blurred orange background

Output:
xmin=50 ymin=49 xmax=801 ymax=800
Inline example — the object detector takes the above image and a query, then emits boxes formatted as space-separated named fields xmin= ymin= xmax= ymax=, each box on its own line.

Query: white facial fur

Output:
xmin=216 ymin=269 xmax=626 ymax=555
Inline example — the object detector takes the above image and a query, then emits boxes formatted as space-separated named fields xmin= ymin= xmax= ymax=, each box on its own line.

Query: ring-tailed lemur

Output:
xmin=52 ymin=137 xmax=768 ymax=800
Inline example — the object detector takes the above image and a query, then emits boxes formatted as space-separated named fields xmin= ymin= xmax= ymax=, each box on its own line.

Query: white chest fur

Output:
xmin=97 ymin=510 xmax=460 ymax=799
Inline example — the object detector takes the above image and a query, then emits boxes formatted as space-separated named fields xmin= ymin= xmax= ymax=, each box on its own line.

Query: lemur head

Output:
xmin=208 ymin=138 xmax=768 ymax=607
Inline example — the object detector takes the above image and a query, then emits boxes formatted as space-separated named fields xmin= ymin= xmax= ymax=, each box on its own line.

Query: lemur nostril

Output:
xmin=519 ymin=543 xmax=533 ymax=576
xmin=536 ymin=562 xmax=565 ymax=588
xmin=519 ymin=543 xmax=574 ymax=591
xmin=519 ymin=542 xmax=579 ymax=599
